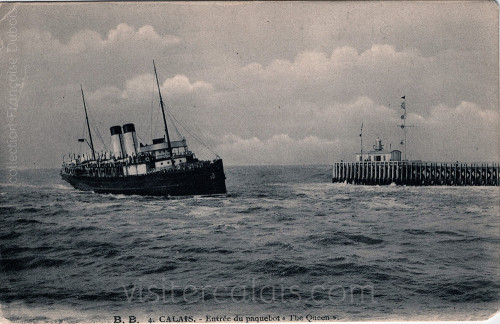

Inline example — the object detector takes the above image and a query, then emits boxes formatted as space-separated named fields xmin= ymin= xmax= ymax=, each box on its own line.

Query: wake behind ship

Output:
xmin=61 ymin=62 xmax=226 ymax=196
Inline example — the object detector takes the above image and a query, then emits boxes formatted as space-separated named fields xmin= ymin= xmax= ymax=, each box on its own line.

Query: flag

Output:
xmin=401 ymin=101 xmax=406 ymax=109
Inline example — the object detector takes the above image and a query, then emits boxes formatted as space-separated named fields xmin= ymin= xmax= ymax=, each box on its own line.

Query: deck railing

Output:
xmin=62 ymin=159 xmax=219 ymax=178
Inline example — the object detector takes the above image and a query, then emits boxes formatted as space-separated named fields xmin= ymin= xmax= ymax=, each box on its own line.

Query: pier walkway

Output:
xmin=332 ymin=161 xmax=499 ymax=186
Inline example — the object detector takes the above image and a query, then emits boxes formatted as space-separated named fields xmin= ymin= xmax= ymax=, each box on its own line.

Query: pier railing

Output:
xmin=332 ymin=161 xmax=499 ymax=186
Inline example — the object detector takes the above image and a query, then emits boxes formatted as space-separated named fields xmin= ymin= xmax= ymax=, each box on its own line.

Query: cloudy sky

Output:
xmin=1 ymin=1 xmax=498 ymax=168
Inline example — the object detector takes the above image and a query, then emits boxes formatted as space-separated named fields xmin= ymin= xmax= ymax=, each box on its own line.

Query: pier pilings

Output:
xmin=332 ymin=162 xmax=499 ymax=186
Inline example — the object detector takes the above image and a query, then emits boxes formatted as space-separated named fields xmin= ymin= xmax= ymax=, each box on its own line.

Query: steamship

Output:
xmin=60 ymin=62 xmax=226 ymax=196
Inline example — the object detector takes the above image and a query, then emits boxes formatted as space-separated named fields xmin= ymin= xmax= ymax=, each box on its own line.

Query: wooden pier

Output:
xmin=332 ymin=161 xmax=500 ymax=186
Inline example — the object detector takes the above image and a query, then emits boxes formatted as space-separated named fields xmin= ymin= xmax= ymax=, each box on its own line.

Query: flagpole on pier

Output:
xmin=399 ymin=96 xmax=413 ymax=161
xmin=360 ymin=123 xmax=363 ymax=157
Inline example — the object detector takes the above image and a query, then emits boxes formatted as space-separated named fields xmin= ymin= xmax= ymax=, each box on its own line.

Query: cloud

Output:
xmin=220 ymin=44 xmax=444 ymax=119
xmin=413 ymin=101 xmax=499 ymax=162
xmin=212 ymin=98 xmax=498 ymax=165
xmin=161 ymin=75 xmax=213 ymax=95
xmin=2 ymin=3 xmax=497 ymax=168
xmin=87 ymin=86 xmax=125 ymax=101
xmin=88 ymin=73 xmax=214 ymax=101
xmin=238 ymin=45 xmax=430 ymax=81
xmin=107 ymin=24 xmax=180 ymax=46
xmin=22 ymin=23 xmax=180 ymax=55
xmin=216 ymin=134 xmax=341 ymax=165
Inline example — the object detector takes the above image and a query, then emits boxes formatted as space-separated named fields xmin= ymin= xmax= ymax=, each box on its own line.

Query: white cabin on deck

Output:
xmin=139 ymin=137 xmax=193 ymax=168
xmin=356 ymin=138 xmax=402 ymax=162
xmin=139 ymin=138 xmax=189 ymax=159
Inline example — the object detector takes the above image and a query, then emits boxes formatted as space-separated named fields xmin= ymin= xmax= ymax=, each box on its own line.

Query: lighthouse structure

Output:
xmin=332 ymin=96 xmax=499 ymax=186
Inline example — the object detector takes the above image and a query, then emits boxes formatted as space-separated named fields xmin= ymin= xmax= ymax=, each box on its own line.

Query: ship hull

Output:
xmin=61 ymin=159 xmax=227 ymax=196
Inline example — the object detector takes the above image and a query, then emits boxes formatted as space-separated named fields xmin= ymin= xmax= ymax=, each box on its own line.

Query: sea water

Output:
xmin=1 ymin=166 xmax=499 ymax=322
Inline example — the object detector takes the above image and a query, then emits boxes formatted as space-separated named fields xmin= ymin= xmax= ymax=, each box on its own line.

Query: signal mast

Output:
xmin=398 ymin=96 xmax=414 ymax=161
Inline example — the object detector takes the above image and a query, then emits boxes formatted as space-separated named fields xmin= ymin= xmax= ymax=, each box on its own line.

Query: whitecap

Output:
xmin=51 ymin=184 xmax=73 ymax=190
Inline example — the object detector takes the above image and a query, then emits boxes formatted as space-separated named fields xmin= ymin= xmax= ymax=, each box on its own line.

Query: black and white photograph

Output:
xmin=0 ymin=1 xmax=499 ymax=322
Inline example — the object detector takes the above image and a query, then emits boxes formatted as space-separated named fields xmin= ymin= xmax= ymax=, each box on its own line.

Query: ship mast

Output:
xmin=81 ymin=85 xmax=95 ymax=160
xmin=153 ymin=60 xmax=173 ymax=158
